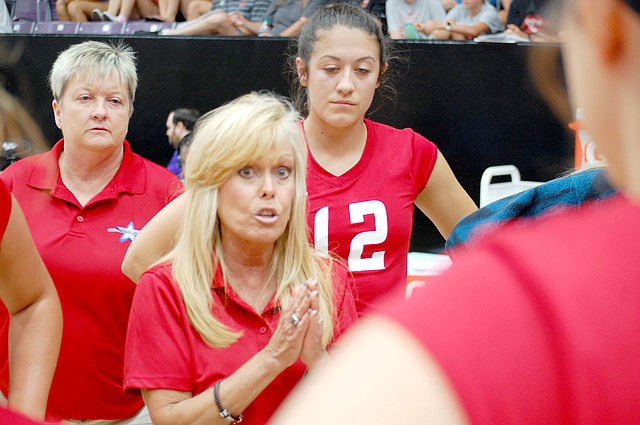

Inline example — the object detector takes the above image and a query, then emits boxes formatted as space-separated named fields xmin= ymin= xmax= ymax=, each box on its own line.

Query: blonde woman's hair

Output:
xmin=49 ymin=41 xmax=137 ymax=107
xmin=169 ymin=91 xmax=337 ymax=348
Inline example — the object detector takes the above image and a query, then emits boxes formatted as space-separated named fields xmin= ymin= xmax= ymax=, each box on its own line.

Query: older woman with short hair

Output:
xmin=0 ymin=40 xmax=181 ymax=423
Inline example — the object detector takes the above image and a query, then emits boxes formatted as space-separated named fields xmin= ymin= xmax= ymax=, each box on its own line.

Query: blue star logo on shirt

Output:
xmin=107 ymin=221 xmax=140 ymax=243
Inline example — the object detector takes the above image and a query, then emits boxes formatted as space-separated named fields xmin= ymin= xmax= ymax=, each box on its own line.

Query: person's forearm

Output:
xmin=147 ymin=349 xmax=287 ymax=425
xmin=8 ymin=288 xmax=62 ymax=420
xmin=243 ymin=20 xmax=262 ymax=35
xmin=450 ymin=23 xmax=486 ymax=38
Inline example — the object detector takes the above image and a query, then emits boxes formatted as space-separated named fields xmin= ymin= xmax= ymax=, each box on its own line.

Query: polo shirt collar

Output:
xmin=28 ymin=139 xmax=147 ymax=197
xmin=211 ymin=267 xmax=281 ymax=315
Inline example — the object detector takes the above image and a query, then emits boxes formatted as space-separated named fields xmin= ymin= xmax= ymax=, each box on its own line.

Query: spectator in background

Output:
xmin=165 ymin=108 xmax=200 ymax=178
xmin=497 ymin=0 xmax=510 ymax=24
xmin=0 ymin=40 xmax=181 ymax=423
xmin=445 ymin=0 xmax=511 ymax=20
xmin=440 ymin=0 xmax=456 ymax=10
xmin=91 ymin=0 xmax=159 ymax=22
xmin=418 ymin=0 xmax=503 ymax=40
xmin=56 ymin=0 xmax=108 ymax=21
xmin=1 ymin=0 xmax=12 ymax=32
xmin=181 ymin=0 xmax=212 ymax=19
xmin=504 ymin=0 xmax=557 ymax=42
xmin=176 ymin=131 xmax=192 ymax=181
xmin=386 ymin=0 xmax=446 ymax=39
xmin=157 ymin=0 xmax=270 ymax=36
xmin=257 ymin=0 xmax=337 ymax=38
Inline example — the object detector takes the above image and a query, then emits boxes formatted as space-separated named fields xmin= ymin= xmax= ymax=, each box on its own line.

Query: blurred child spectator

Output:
xmin=386 ymin=0 xmax=445 ymax=39
xmin=504 ymin=0 xmax=558 ymax=42
xmin=415 ymin=0 xmax=502 ymax=39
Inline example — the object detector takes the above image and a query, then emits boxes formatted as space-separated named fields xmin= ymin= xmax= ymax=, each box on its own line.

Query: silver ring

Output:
xmin=290 ymin=313 xmax=301 ymax=327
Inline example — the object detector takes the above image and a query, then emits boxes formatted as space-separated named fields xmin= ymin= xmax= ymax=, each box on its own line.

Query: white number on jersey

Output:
xmin=313 ymin=200 xmax=388 ymax=272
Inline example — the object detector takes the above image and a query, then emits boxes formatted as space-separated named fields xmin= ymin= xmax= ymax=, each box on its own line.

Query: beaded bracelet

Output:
xmin=213 ymin=380 xmax=244 ymax=423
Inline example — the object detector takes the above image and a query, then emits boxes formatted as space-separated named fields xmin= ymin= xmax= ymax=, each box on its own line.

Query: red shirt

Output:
xmin=0 ymin=406 xmax=61 ymax=425
xmin=306 ymin=119 xmax=438 ymax=315
xmin=0 ymin=140 xmax=182 ymax=421
xmin=383 ymin=196 xmax=640 ymax=424
xmin=125 ymin=263 xmax=358 ymax=425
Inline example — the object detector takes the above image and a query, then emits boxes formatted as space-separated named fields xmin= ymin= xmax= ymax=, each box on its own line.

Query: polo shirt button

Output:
xmin=76 ymin=216 xmax=84 ymax=222
xmin=259 ymin=327 xmax=267 ymax=334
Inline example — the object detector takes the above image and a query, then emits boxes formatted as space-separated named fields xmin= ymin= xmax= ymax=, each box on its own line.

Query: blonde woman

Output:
xmin=123 ymin=92 xmax=357 ymax=425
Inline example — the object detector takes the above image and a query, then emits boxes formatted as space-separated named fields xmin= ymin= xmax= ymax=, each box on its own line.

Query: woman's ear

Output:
xmin=376 ymin=63 xmax=389 ymax=88
xmin=380 ymin=62 xmax=389 ymax=76
xmin=52 ymin=99 xmax=62 ymax=129
xmin=295 ymin=57 xmax=308 ymax=87
xmin=578 ymin=0 xmax=623 ymax=64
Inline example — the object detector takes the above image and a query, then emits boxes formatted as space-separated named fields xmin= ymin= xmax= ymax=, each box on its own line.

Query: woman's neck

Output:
xmin=222 ymin=238 xmax=276 ymax=312
xmin=58 ymin=146 xmax=123 ymax=206
xmin=303 ymin=117 xmax=368 ymax=176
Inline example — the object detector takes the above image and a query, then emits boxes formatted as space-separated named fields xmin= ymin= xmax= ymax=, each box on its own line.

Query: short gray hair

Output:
xmin=49 ymin=41 xmax=138 ymax=105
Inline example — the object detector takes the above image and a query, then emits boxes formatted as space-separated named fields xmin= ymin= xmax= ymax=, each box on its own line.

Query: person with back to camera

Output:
xmin=269 ymin=0 xmax=640 ymax=423
xmin=165 ymin=108 xmax=200 ymax=178
xmin=123 ymin=91 xmax=357 ymax=425
xmin=0 ymin=40 xmax=182 ymax=424
xmin=121 ymin=2 xmax=477 ymax=317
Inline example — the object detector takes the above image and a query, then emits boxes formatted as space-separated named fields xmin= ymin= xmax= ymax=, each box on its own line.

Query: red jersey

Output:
xmin=124 ymin=263 xmax=357 ymax=425
xmin=0 ymin=140 xmax=182 ymax=421
xmin=383 ymin=195 xmax=640 ymax=424
xmin=306 ymin=119 xmax=438 ymax=314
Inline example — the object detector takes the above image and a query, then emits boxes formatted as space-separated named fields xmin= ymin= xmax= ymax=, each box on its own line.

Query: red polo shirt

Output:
xmin=0 ymin=140 xmax=182 ymax=421
xmin=124 ymin=263 xmax=358 ymax=425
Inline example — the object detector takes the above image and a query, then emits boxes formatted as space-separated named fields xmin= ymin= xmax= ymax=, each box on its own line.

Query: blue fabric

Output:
xmin=446 ymin=168 xmax=616 ymax=251
xmin=166 ymin=149 xmax=181 ymax=177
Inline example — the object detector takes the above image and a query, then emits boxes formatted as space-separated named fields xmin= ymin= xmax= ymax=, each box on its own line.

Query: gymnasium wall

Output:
xmin=0 ymin=35 xmax=574 ymax=252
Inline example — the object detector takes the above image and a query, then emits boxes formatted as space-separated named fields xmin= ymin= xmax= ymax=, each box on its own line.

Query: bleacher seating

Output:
xmin=11 ymin=20 xmax=33 ymax=33
xmin=77 ymin=21 xmax=125 ymax=35
xmin=11 ymin=0 xmax=56 ymax=22
xmin=123 ymin=21 xmax=174 ymax=34
xmin=34 ymin=21 xmax=79 ymax=34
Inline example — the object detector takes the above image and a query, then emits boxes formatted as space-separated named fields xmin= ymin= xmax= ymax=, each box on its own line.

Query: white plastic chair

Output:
xmin=479 ymin=165 xmax=542 ymax=208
